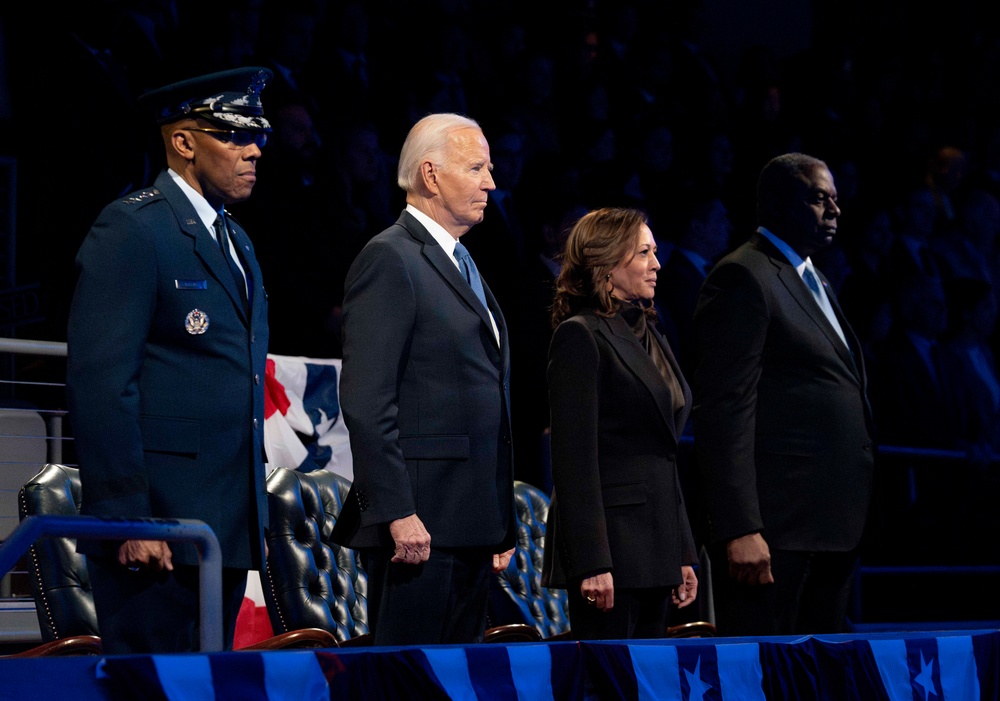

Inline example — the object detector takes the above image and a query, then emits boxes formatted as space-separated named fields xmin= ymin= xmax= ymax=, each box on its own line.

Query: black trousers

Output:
xmin=567 ymin=583 xmax=672 ymax=640
xmin=363 ymin=546 xmax=493 ymax=645
xmin=87 ymin=556 xmax=248 ymax=654
xmin=709 ymin=544 xmax=858 ymax=636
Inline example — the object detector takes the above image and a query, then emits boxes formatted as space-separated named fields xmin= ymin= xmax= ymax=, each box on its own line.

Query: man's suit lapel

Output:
xmin=157 ymin=172 xmax=249 ymax=324
xmin=482 ymin=279 xmax=509 ymax=362
xmin=400 ymin=211 xmax=501 ymax=350
xmin=755 ymin=234 xmax=860 ymax=381
xmin=226 ymin=216 xmax=264 ymax=320
xmin=818 ymin=267 xmax=867 ymax=382
xmin=600 ymin=313 xmax=682 ymax=443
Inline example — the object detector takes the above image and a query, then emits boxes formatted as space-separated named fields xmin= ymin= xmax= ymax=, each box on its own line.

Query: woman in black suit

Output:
xmin=542 ymin=207 xmax=699 ymax=640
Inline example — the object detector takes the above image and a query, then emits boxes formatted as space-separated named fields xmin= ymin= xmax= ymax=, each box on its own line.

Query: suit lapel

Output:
xmin=482 ymin=279 xmax=509 ymax=362
xmin=225 ymin=216 xmax=262 ymax=320
xmin=599 ymin=313 xmax=681 ymax=443
xmin=756 ymin=235 xmax=860 ymax=380
xmin=157 ymin=173 xmax=249 ymax=324
xmin=400 ymin=211 xmax=501 ymax=350
xmin=818 ymin=267 xmax=866 ymax=380
xmin=651 ymin=322 xmax=692 ymax=430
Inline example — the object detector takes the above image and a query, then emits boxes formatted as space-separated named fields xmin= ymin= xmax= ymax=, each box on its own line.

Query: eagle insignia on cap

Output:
xmin=246 ymin=69 xmax=269 ymax=99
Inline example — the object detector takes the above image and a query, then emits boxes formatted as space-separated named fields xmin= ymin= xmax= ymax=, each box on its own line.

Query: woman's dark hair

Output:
xmin=550 ymin=207 xmax=651 ymax=327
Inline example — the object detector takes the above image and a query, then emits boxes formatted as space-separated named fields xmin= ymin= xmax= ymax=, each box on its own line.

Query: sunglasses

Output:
xmin=187 ymin=128 xmax=268 ymax=148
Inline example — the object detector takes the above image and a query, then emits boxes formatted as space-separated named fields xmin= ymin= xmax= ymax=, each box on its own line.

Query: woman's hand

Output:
xmin=580 ymin=571 xmax=614 ymax=612
xmin=672 ymin=565 xmax=698 ymax=608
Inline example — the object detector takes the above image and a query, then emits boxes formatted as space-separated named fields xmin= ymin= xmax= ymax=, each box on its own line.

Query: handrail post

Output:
xmin=0 ymin=515 xmax=224 ymax=652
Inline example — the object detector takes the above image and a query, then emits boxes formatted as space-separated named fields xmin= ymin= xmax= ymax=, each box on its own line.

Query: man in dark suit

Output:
xmin=332 ymin=113 xmax=516 ymax=645
xmin=692 ymin=152 xmax=875 ymax=635
xmin=66 ymin=67 xmax=273 ymax=653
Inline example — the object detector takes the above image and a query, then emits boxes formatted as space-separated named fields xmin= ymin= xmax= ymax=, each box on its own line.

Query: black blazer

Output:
xmin=67 ymin=170 xmax=269 ymax=570
xmin=542 ymin=306 xmax=697 ymax=590
xmin=332 ymin=210 xmax=516 ymax=551
xmin=692 ymin=232 xmax=875 ymax=552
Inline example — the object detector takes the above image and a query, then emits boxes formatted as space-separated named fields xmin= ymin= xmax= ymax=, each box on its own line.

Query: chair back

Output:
xmin=262 ymin=467 xmax=368 ymax=643
xmin=490 ymin=480 xmax=570 ymax=639
xmin=17 ymin=463 xmax=99 ymax=642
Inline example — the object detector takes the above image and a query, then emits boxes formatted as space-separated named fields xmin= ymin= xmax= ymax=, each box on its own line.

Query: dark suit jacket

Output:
xmin=332 ymin=210 xmax=516 ymax=551
xmin=542 ymin=306 xmax=697 ymax=590
xmin=66 ymin=170 xmax=269 ymax=570
xmin=692 ymin=233 xmax=875 ymax=552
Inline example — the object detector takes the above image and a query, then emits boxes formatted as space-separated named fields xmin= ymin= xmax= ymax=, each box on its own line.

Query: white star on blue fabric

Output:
xmin=913 ymin=651 xmax=938 ymax=700
xmin=683 ymin=656 xmax=714 ymax=701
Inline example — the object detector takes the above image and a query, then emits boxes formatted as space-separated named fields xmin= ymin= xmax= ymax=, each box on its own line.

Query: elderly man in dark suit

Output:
xmin=692 ymin=152 xmax=875 ymax=636
xmin=332 ymin=113 xmax=516 ymax=645
xmin=66 ymin=67 xmax=273 ymax=653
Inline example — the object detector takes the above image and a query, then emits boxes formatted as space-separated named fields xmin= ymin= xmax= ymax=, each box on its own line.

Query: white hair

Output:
xmin=396 ymin=113 xmax=482 ymax=193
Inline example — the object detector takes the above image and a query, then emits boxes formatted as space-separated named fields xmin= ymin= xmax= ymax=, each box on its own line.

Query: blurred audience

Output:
xmin=655 ymin=192 xmax=732 ymax=376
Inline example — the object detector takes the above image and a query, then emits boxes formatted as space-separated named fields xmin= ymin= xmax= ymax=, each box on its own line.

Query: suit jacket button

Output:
xmin=253 ymin=418 xmax=259 ymax=430
xmin=254 ymin=374 xmax=260 ymax=385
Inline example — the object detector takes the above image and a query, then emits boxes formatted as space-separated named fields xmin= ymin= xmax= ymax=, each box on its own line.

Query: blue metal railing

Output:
xmin=0 ymin=514 xmax=224 ymax=651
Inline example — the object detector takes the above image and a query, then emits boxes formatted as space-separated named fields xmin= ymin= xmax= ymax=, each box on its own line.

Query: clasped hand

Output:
xmin=726 ymin=532 xmax=774 ymax=585
xmin=389 ymin=514 xmax=431 ymax=565
xmin=671 ymin=565 xmax=698 ymax=607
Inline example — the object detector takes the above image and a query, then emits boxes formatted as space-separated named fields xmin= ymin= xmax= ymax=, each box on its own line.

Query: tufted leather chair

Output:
xmin=490 ymin=480 xmax=571 ymax=640
xmin=14 ymin=463 xmax=334 ymax=654
xmin=17 ymin=463 xmax=101 ymax=645
xmin=262 ymin=467 xmax=370 ymax=645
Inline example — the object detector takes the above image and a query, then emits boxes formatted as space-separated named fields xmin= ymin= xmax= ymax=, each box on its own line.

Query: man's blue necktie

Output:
xmin=454 ymin=241 xmax=489 ymax=312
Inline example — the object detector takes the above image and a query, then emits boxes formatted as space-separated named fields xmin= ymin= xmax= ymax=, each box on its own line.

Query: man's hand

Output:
xmin=492 ymin=547 xmax=515 ymax=573
xmin=118 ymin=540 xmax=173 ymax=573
xmin=672 ymin=565 xmax=698 ymax=608
xmin=726 ymin=532 xmax=774 ymax=585
xmin=388 ymin=514 xmax=431 ymax=565
xmin=580 ymin=571 xmax=614 ymax=612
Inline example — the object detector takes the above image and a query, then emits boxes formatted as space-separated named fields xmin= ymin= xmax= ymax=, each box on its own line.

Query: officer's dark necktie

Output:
xmin=214 ymin=213 xmax=248 ymax=311
xmin=454 ymin=241 xmax=489 ymax=312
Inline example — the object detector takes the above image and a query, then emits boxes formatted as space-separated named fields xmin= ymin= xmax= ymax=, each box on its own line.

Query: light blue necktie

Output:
xmin=454 ymin=241 xmax=489 ymax=312
xmin=802 ymin=266 xmax=822 ymax=298
xmin=802 ymin=264 xmax=848 ymax=348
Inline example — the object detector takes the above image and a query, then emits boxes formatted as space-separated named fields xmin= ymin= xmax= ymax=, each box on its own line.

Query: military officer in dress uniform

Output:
xmin=66 ymin=67 xmax=272 ymax=653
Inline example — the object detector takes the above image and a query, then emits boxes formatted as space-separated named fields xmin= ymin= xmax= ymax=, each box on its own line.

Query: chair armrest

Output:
xmin=666 ymin=621 xmax=716 ymax=638
xmin=239 ymin=627 xmax=339 ymax=650
xmin=484 ymin=623 xmax=542 ymax=643
xmin=7 ymin=635 xmax=103 ymax=657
